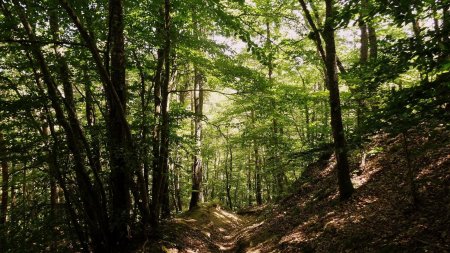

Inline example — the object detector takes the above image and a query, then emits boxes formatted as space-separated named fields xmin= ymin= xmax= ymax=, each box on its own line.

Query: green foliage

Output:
xmin=0 ymin=0 xmax=448 ymax=250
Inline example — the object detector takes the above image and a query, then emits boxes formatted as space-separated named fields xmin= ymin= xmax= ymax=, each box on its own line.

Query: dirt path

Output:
xmin=178 ymin=205 xmax=258 ymax=252
xmin=150 ymin=204 xmax=261 ymax=253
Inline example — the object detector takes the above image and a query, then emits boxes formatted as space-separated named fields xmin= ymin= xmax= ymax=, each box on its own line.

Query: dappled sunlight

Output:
xmin=319 ymin=156 xmax=336 ymax=178
xmin=355 ymin=195 xmax=378 ymax=211
xmin=417 ymin=153 xmax=450 ymax=179
xmin=352 ymin=164 xmax=383 ymax=189
xmin=280 ymin=230 xmax=308 ymax=244
xmin=211 ymin=208 xmax=243 ymax=227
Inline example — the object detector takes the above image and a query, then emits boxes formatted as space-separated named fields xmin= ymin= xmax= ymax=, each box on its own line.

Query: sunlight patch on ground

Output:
xmin=352 ymin=165 xmax=383 ymax=189
xmin=319 ymin=157 xmax=336 ymax=178
xmin=417 ymin=153 xmax=449 ymax=179
xmin=215 ymin=209 xmax=241 ymax=222
xmin=245 ymin=248 xmax=262 ymax=253
xmin=280 ymin=231 xmax=307 ymax=244
xmin=355 ymin=195 xmax=378 ymax=211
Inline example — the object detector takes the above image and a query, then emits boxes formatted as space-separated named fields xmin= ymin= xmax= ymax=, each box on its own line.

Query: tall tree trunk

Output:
xmin=0 ymin=132 xmax=9 ymax=226
xmin=43 ymin=111 xmax=90 ymax=252
xmin=356 ymin=0 xmax=369 ymax=129
xmin=359 ymin=0 xmax=369 ymax=64
xmin=189 ymin=8 xmax=205 ymax=210
xmin=298 ymin=0 xmax=347 ymax=74
xmin=225 ymin=148 xmax=233 ymax=210
xmin=159 ymin=0 xmax=172 ymax=219
xmin=368 ymin=26 xmax=377 ymax=60
xmin=265 ymin=21 xmax=284 ymax=199
xmin=247 ymin=154 xmax=253 ymax=206
xmin=323 ymin=0 xmax=354 ymax=200
xmin=10 ymin=1 xmax=110 ymax=249
xmin=250 ymin=111 xmax=263 ymax=205
xmin=174 ymin=158 xmax=182 ymax=212
xmin=151 ymin=47 xmax=163 ymax=226
xmin=49 ymin=6 xmax=108 ymax=215
xmin=298 ymin=0 xmax=326 ymax=63
xmin=401 ymin=133 xmax=418 ymax=207
xmin=108 ymin=0 xmax=133 ymax=244
xmin=189 ymin=67 xmax=204 ymax=210
xmin=152 ymin=0 xmax=172 ymax=224
xmin=133 ymin=51 xmax=151 ymax=198
xmin=83 ymin=69 xmax=102 ymax=175
xmin=41 ymin=121 xmax=59 ymax=253
xmin=359 ymin=9 xmax=369 ymax=63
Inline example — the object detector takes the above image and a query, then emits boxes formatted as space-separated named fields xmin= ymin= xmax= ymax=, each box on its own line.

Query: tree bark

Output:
xmin=151 ymin=0 xmax=172 ymax=224
xmin=225 ymin=148 xmax=233 ymax=210
xmin=368 ymin=26 xmax=377 ymax=60
xmin=9 ymin=2 xmax=110 ymax=249
xmin=247 ymin=154 xmax=253 ymax=206
xmin=151 ymin=47 xmax=164 ymax=226
xmin=159 ymin=1 xmax=172 ymax=219
xmin=189 ymin=67 xmax=204 ymax=210
xmin=323 ymin=0 xmax=354 ymax=200
xmin=298 ymin=0 xmax=347 ymax=74
xmin=252 ymin=111 xmax=263 ymax=206
xmin=0 ymin=132 xmax=8 ymax=226
xmin=108 ymin=0 xmax=134 ymax=244
xmin=359 ymin=10 xmax=369 ymax=63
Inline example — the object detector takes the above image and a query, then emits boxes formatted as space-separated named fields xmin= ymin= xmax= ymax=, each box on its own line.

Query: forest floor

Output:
xmin=142 ymin=123 xmax=450 ymax=253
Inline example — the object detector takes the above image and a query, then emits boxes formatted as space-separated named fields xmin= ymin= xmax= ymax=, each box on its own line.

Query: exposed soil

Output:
xmin=141 ymin=124 xmax=450 ymax=252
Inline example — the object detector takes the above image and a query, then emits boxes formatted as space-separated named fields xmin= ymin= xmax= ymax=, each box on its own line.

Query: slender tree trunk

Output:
xmin=323 ymin=0 xmax=354 ymax=200
xmin=225 ymin=148 xmax=233 ymax=210
xmin=298 ymin=0 xmax=326 ymax=63
xmin=10 ymin=2 xmax=110 ymax=249
xmin=108 ymin=0 xmax=134 ymax=244
xmin=174 ymin=162 xmax=182 ymax=212
xmin=355 ymin=0 xmax=371 ymax=129
xmin=49 ymin=6 xmax=108 ymax=214
xmin=41 ymin=121 xmax=59 ymax=253
xmin=159 ymin=0 xmax=172 ymax=219
xmin=151 ymin=47 xmax=163 ymax=226
xmin=0 ymin=132 xmax=9 ymax=226
xmin=359 ymin=29 xmax=368 ymax=63
xmin=152 ymin=0 xmax=172 ymax=223
xmin=189 ymin=66 xmax=204 ymax=210
xmin=255 ymin=143 xmax=262 ymax=205
xmin=44 ymin=112 xmax=90 ymax=252
xmin=368 ymin=26 xmax=377 ymax=60
xmin=401 ymin=133 xmax=418 ymax=207
xmin=134 ymin=52 xmax=151 ymax=199
xmin=83 ymin=69 xmax=102 ymax=174
xmin=247 ymin=154 xmax=253 ymax=206
xmin=359 ymin=0 xmax=369 ymax=64
xmin=298 ymin=0 xmax=346 ymax=74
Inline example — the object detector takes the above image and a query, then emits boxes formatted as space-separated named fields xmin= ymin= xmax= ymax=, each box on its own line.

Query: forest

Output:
xmin=0 ymin=0 xmax=449 ymax=252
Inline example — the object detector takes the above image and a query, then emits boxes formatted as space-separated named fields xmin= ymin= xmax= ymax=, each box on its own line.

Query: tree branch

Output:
xmin=0 ymin=38 xmax=86 ymax=47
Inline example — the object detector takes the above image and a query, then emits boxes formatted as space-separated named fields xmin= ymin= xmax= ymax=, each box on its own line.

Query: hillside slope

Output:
xmin=236 ymin=124 xmax=450 ymax=252
xmin=142 ymin=124 xmax=449 ymax=252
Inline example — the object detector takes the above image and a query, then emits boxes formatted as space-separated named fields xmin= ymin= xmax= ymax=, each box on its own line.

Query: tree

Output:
xmin=0 ymin=132 xmax=8 ymax=225
xmin=189 ymin=62 xmax=205 ymax=210
xmin=323 ymin=0 xmax=354 ymax=200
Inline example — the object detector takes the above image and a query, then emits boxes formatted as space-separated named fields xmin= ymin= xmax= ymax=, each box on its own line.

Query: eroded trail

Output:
xmin=178 ymin=205 xmax=261 ymax=252
xmin=141 ymin=127 xmax=450 ymax=253
xmin=149 ymin=204 xmax=261 ymax=253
